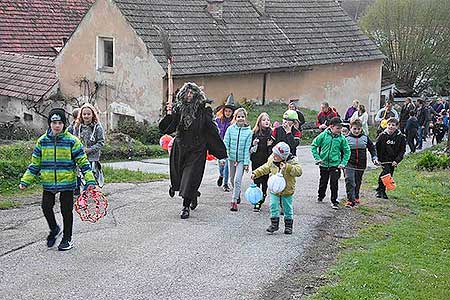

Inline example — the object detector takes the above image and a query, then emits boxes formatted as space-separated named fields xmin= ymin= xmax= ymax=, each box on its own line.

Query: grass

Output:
xmin=103 ymin=167 xmax=168 ymax=183
xmin=313 ymin=148 xmax=450 ymax=300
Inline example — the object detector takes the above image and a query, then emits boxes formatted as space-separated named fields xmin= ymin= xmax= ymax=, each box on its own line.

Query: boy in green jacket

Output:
xmin=311 ymin=117 xmax=350 ymax=209
xmin=19 ymin=108 xmax=96 ymax=251
xmin=251 ymin=142 xmax=303 ymax=234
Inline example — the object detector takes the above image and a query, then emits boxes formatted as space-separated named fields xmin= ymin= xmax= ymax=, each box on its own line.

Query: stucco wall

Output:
xmin=267 ymin=60 xmax=383 ymax=118
xmin=173 ymin=60 xmax=382 ymax=120
xmin=0 ymin=96 xmax=47 ymax=130
xmin=55 ymin=0 xmax=165 ymax=130
xmin=173 ymin=73 xmax=264 ymax=106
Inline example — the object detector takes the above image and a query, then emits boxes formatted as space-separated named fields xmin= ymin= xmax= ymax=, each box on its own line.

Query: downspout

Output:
xmin=262 ymin=73 xmax=267 ymax=105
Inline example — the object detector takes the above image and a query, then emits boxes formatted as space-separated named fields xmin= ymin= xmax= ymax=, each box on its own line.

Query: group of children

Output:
xmin=19 ymin=103 xmax=105 ymax=251
xmin=215 ymin=99 xmax=407 ymax=234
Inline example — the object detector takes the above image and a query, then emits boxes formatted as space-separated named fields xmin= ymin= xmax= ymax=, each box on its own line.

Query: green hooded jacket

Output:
xmin=311 ymin=128 xmax=350 ymax=168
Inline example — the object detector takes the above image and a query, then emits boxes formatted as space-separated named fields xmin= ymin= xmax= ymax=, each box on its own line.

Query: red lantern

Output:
xmin=75 ymin=189 xmax=108 ymax=223
xmin=167 ymin=137 xmax=174 ymax=153
xmin=159 ymin=134 xmax=173 ymax=151
xmin=206 ymin=151 xmax=216 ymax=161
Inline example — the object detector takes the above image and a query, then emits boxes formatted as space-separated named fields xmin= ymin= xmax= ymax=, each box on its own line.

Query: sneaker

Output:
xmin=317 ymin=197 xmax=324 ymax=202
xmin=355 ymin=198 xmax=361 ymax=204
xmin=58 ymin=239 xmax=74 ymax=251
xmin=375 ymin=191 xmax=383 ymax=198
xmin=223 ymin=184 xmax=230 ymax=192
xmin=237 ymin=196 xmax=241 ymax=204
xmin=46 ymin=225 xmax=61 ymax=247
xmin=217 ymin=176 xmax=223 ymax=187
xmin=331 ymin=203 xmax=339 ymax=210
xmin=180 ymin=207 xmax=190 ymax=219
xmin=230 ymin=202 xmax=238 ymax=212
xmin=382 ymin=192 xmax=389 ymax=199
xmin=169 ymin=186 xmax=175 ymax=198
xmin=345 ymin=201 xmax=355 ymax=208
xmin=253 ymin=202 xmax=261 ymax=212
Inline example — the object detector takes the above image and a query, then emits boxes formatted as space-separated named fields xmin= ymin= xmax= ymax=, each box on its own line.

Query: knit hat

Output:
xmin=47 ymin=108 xmax=67 ymax=127
xmin=272 ymin=142 xmax=291 ymax=160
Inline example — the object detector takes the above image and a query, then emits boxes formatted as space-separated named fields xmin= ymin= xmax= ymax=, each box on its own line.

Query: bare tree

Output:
xmin=360 ymin=0 xmax=450 ymax=95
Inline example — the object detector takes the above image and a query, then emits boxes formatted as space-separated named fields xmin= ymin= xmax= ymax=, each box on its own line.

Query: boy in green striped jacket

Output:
xmin=19 ymin=108 xmax=97 ymax=251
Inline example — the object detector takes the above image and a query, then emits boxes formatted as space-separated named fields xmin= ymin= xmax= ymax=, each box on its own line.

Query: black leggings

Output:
xmin=42 ymin=190 xmax=74 ymax=240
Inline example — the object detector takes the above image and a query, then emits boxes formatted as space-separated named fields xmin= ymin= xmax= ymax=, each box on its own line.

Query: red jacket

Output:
xmin=316 ymin=109 xmax=338 ymax=128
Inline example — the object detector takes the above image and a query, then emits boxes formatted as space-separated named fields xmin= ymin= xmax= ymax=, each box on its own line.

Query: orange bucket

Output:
xmin=381 ymin=173 xmax=397 ymax=191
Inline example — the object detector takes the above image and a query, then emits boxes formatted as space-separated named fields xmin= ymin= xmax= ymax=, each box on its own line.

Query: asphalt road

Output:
xmin=0 ymin=140 xmax=429 ymax=300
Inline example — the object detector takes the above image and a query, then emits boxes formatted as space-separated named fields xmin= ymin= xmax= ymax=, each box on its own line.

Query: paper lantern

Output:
xmin=381 ymin=173 xmax=396 ymax=191
xmin=167 ymin=137 xmax=174 ymax=153
xmin=75 ymin=189 xmax=108 ymax=223
xmin=245 ymin=184 xmax=263 ymax=205
xmin=267 ymin=172 xmax=286 ymax=194
xmin=159 ymin=134 xmax=173 ymax=151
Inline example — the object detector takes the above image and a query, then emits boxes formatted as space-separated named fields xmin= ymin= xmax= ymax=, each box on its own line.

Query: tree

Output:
xmin=360 ymin=0 xmax=450 ymax=95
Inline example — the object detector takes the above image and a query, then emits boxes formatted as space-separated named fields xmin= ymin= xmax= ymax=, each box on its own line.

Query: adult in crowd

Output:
xmin=344 ymin=99 xmax=360 ymax=122
xmin=159 ymin=82 xmax=227 ymax=219
xmin=415 ymin=99 xmax=428 ymax=150
xmin=350 ymin=104 xmax=369 ymax=135
xmin=316 ymin=101 xmax=338 ymax=131
xmin=399 ymin=97 xmax=416 ymax=133
xmin=375 ymin=101 xmax=399 ymax=135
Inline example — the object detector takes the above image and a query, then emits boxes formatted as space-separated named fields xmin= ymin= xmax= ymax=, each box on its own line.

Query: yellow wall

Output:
xmin=54 ymin=0 xmax=165 ymax=130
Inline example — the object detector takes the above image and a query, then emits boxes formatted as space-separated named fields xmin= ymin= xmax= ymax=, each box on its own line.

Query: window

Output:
xmin=24 ymin=113 xmax=33 ymax=121
xmin=97 ymin=37 xmax=114 ymax=72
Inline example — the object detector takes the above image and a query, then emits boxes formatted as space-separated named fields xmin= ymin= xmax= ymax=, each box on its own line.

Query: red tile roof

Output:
xmin=0 ymin=0 xmax=94 ymax=57
xmin=0 ymin=51 xmax=57 ymax=100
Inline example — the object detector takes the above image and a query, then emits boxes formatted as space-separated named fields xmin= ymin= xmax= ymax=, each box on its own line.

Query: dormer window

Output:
xmin=97 ymin=36 xmax=114 ymax=72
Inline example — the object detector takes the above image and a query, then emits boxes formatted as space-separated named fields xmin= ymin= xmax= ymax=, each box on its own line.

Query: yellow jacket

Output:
xmin=252 ymin=155 xmax=302 ymax=196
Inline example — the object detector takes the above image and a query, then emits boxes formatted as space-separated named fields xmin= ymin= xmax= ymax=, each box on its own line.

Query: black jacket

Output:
xmin=272 ymin=126 xmax=301 ymax=156
xmin=376 ymin=129 xmax=406 ymax=163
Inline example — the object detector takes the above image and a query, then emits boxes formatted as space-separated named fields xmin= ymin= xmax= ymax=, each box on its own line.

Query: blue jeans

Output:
xmin=417 ymin=127 xmax=424 ymax=148
xmin=269 ymin=193 xmax=294 ymax=220
xmin=218 ymin=159 xmax=229 ymax=186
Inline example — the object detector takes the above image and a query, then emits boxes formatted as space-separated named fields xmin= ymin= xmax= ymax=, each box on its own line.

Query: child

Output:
xmin=250 ymin=112 xmax=273 ymax=212
xmin=405 ymin=110 xmax=419 ymax=152
xmin=73 ymin=103 xmax=105 ymax=187
xmin=433 ymin=116 xmax=446 ymax=144
xmin=19 ymin=108 xmax=96 ymax=251
xmin=223 ymin=108 xmax=253 ymax=211
xmin=251 ymin=142 xmax=302 ymax=234
xmin=272 ymin=110 xmax=301 ymax=156
xmin=311 ymin=117 xmax=350 ymax=209
xmin=344 ymin=119 xmax=379 ymax=207
xmin=375 ymin=118 xmax=406 ymax=199
xmin=67 ymin=108 xmax=79 ymax=134
xmin=214 ymin=96 xmax=235 ymax=192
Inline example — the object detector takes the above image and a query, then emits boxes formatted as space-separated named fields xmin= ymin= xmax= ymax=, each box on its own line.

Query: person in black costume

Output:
xmin=159 ymin=82 xmax=227 ymax=219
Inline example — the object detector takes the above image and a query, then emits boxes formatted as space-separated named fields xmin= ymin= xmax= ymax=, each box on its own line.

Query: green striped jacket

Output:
xmin=20 ymin=129 xmax=96 ymax=192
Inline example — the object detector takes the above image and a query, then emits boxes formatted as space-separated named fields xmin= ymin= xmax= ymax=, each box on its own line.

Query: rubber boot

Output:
xmin=266 ymin=217 xmax=279 ymax=233
xmin=284 ymin=219 xmax=293 ymax=235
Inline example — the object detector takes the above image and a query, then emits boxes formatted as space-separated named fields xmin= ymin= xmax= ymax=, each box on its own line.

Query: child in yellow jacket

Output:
xmin=251 ymin=142 xmax=302 ymax=234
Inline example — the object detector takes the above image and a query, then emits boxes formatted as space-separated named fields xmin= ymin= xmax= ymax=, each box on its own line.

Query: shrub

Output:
xmin=416 ymin=151 xmax=450 ymax=171
xmin=116 ymin=118 xmax=162 ymax=145
xmin=102 ymin=133 xmax=166 ymax=160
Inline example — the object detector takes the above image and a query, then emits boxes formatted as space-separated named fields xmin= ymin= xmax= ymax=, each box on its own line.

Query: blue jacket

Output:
xmin=223 ymin=124 xmax=252 ymax=165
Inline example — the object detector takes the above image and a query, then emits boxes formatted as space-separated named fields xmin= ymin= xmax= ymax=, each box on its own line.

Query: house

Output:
xmin=0 ymin=0 xmax=94 ymax=129
xmin=0 ymin=52 xmax=58 ymax=130
xmin=2 ymin=0 xmax=384 ymax=130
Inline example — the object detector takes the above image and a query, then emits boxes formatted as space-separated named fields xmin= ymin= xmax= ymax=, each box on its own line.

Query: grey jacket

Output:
xmin=73 ymin=123 xmax=105 ymax=161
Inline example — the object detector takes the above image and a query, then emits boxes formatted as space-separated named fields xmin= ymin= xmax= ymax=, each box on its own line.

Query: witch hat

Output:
xmin=224 ymin=93 xmax=236 ymax=110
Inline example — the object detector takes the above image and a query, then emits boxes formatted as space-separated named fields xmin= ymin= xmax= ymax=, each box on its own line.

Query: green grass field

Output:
xmin=313 ymin=149 xmax=450 ymax=300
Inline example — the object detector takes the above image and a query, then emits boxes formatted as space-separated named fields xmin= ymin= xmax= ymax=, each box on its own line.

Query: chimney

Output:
xmin=250 ymin=0 xmax=265 ymax=15
xmin=206 ymin=0 xmax=224 ymax=20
